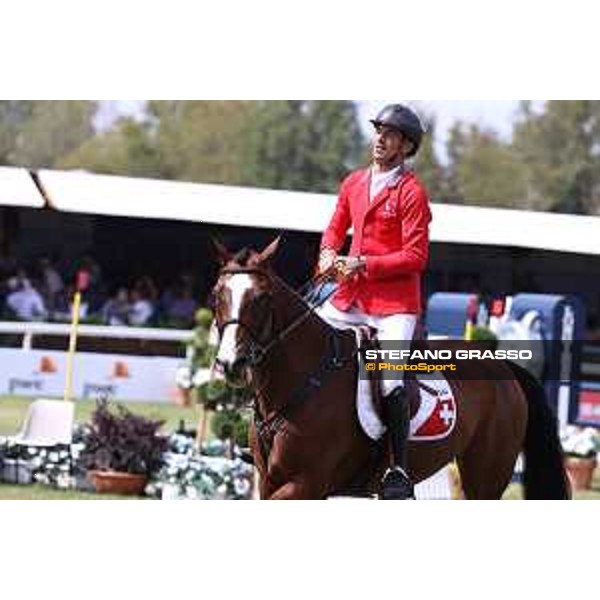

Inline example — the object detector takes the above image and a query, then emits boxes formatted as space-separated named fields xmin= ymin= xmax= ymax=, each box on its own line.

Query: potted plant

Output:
xmin=560 ymin=426 xmax=600 ymax=491
xmin=81 ymin=399 xmax=168 ymax=496
xmin=174 ymin=308 xmax=217 ymax=408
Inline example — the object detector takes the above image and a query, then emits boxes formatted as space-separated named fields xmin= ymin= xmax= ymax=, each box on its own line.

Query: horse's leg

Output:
xmin=457 ymin=380 xmax=527 ymax=499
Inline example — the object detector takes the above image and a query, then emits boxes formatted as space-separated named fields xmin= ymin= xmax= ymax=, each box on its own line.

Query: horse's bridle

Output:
xmin=212 ymin=265 xmax=354 ymax=463
xmin=213 ymin=266 xmax=340 ymax=371
xmin=213 ymin=266 xmax=277 ymax=371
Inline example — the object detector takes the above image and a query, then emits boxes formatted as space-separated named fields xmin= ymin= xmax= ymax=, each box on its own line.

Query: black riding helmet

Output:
xmin=370 ymin=104 xmax=425 ymax=158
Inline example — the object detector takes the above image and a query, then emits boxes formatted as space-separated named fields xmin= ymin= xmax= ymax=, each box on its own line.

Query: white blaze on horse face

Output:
xmin=217 ymin=274 xmax=253 ymax=367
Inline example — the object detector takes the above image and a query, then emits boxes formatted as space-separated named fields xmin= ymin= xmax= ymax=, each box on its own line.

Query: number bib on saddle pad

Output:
xmin=356 ymin=370 xmax=457 ymax=442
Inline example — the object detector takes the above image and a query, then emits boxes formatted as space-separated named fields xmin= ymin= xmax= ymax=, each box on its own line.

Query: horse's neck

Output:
xmin=252 ymin=277 xmax=334 ymax=416
xmin=272 ymin=276 xmax=333 ymax=351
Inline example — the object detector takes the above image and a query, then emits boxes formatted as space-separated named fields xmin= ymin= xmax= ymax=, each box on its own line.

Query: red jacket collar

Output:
xmin=365 ymin=165 xmax=412 ymax=215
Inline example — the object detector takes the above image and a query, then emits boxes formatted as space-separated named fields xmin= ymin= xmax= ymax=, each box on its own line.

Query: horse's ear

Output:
xmin=257 ymin=236 xmax=281 ymax=265
xmin=211 ymin=238 xmax=231 ymax=266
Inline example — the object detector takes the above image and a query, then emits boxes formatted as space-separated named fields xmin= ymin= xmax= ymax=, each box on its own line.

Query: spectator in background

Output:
xmin=52 ymin=284 xmax=89 ymax=322
xmin=38 ymin=256 xmax=64 ymax=315
xmin=165 ymin=284 xmax=198 ymax=328
xmin=128 ymin=287 xmax=154 ymax=326
xmin=134 ymin=275 xmax=159 ymax=303
xmin=80 ymin=255 xmax=102 ymax=289
xmin=79 ymin=254 xmax=107 ymax=313
xmin=101 ymin=287 xmax=131 ymax=326
xmin=6 ymin=276 xmax=48 ymax=321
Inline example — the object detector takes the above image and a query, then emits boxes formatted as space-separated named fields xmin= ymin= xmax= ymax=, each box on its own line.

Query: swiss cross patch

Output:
xmin=410 ymin=387 xmax=457 ymax=441
xmin=357 ymin=371 xmax=458 ymax=443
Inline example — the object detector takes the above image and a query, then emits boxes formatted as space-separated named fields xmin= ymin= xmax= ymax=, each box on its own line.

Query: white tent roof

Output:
xmin=430 ymin=203 xmax=600 ymax=256
xmin=37 ymin=169 xmax=333 ymax=232
xmin=27 ymin=168 xmax=600 ymax=256
xmin=0 ymin=167 xmax=45 ymax=208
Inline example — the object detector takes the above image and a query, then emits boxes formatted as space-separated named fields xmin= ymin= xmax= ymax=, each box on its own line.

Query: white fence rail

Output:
xmin=0 ymin=322 xmax=193 ymax=402
xmin=0 ymin=321 xmax=193 ymax=350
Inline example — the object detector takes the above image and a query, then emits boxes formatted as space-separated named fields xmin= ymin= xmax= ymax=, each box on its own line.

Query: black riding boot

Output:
xmin=381 ymin=386 xmax=415 ymax=500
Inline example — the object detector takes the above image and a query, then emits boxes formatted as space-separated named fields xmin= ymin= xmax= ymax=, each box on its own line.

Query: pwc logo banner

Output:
xmin=38 ymin=356 xmax=58 ymax=374
xmin=112 ymin=361 xmax=130 ymax=379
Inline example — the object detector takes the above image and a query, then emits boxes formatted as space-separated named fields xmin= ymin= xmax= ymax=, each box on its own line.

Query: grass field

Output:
xmin=0 ymin=395 xmax=203 ymax=438
xmin=0 ymin=484 xmax=128 ymax=500
xmin=2 ymin=395 xmax=599 ymax=500
xmin=502 ymin=476 xmax=600 ymax=500
xmin=0 ymin=395 xmax=204 ymax=500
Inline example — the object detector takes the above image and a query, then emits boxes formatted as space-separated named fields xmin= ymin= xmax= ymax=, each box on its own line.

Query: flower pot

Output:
xmin=564 ymin=457 xmax=597 ymax=491
xmin=88 ymin=470 xmax=148 ymax=496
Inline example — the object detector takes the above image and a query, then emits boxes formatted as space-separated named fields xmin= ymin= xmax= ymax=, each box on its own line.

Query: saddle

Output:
xmin=357 ymin=324 xmax=422 ymax=415
xmin=356 ymin=325 xmax=457 ymax=443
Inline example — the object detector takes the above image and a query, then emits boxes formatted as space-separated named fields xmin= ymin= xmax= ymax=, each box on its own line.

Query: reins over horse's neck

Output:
xmin=250 ymin=273 xmax=335 ymax=419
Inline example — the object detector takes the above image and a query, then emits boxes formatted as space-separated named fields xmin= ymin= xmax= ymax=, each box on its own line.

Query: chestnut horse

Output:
xmin=210 ymin=239 xmax=570 ymax=500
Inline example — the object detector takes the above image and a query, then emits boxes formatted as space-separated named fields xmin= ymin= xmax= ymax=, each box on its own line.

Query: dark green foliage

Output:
xmin=80 ymin=399 xmax=168 ymax=476
xmin=60 ymin=117 xmax=161 ymax=177
xmin=411 ymin=112 xmax=446 ymax=202
xmin=6 ymin=100 xmax=599 ymax=216
xmin=0 ymin=101 xmax=97 ymax=168
xmin=241 ymin=100 xmax=366 ymax=192
xmin=147 ymin=100 xmax=254 ymax=183
xmin=210 ymin=409 xmax=250 ymax=448
xmin=445 ymin=122 xmax=528 ymax=208
xmin=512 ymin=101 xmax=600 ymax=214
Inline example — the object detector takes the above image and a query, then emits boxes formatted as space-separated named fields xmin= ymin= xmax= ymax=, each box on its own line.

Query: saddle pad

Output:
xmin=356 ymin=369 xmax=457 ymax=442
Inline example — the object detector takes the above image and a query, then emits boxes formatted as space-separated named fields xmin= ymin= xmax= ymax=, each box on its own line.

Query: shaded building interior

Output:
xmin=2 ymin=206 xmax=600 ymax=334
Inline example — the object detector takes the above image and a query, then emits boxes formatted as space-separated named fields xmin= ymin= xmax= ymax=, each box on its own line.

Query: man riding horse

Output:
xmin=317 ymin=103 xmax=431 ymax=500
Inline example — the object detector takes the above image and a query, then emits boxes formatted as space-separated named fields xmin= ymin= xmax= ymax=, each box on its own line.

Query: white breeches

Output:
xmin=316 ymin=301 xmax=418 ymax=396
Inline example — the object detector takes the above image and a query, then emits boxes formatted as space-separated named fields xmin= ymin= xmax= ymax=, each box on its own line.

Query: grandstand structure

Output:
xmin=1 ymin=166 xmax=600 ymax=330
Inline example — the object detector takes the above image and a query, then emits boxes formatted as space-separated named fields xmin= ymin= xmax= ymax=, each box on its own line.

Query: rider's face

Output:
xmin=372 ymin=124 xmax=411 ymax=169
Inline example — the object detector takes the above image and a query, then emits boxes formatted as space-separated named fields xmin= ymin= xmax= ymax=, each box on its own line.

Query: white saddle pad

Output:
xmin=356 ymin=362 xmax=457 ymax=442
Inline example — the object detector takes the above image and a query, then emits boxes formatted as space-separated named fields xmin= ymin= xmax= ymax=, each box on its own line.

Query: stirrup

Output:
xmin=381 ymin=466 xmax=415 ymax=500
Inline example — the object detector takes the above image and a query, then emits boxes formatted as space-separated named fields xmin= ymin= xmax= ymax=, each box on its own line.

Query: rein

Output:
xmin=217 ymin=267 xmax=341 ymax=368
xmin=215 ymin=266 xmax=356 ymax=463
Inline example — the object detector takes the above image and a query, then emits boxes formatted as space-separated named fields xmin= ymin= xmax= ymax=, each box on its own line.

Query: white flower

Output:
xmin=215 ymin=483 xmax=228 ymax=500
xmin=175 ymin=366 xmax=193 ymax=390
xmin=192 ymin=369 xmax=211 ymax=388
xmin=30 ymin=457 xmax=44 ymax=469
xmin=56 ymin=473 xmax=72 ymax=489
xmin=233 ymin=477 xmax=251 ymax=497
xmin=162 ymin=484 xmax=182 ymax=500
xmin=185 ymin=486 xmax=199 ymax=500
xmin=561 ymin=425 xmax=600 ymax=458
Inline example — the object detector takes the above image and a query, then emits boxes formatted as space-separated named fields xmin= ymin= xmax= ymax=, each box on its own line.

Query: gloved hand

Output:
xmin=317 ymin=248 xmax=337 ymax=275
xmin=335 ymin=255 xmax=366 ymax=278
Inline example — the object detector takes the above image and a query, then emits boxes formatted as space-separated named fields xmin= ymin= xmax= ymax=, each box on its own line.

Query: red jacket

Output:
xmin=321 ymin=167 xmax=431 ymax=315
